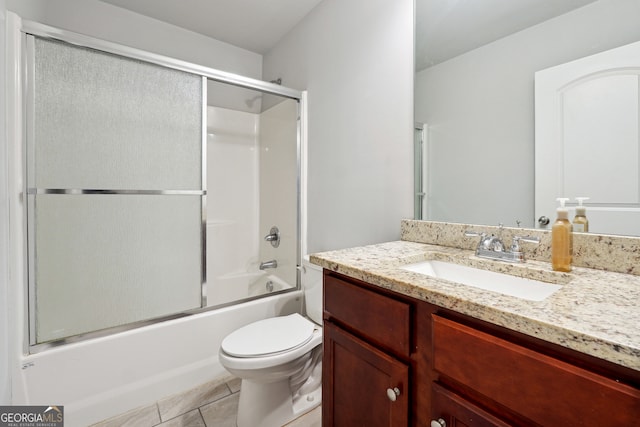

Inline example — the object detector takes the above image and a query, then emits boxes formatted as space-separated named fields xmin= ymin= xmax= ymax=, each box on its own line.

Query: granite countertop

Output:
xmin=310 ymin=240 xmax=640 ymax=372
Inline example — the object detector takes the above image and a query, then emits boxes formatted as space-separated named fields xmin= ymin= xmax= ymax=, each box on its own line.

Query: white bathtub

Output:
xmin=13 ymin=290 xmax=303 ymax=427
xmin=208 ymin=271 xmax=295 ymax=307
xmin=249 ymin=274 xmax=293 ymax=296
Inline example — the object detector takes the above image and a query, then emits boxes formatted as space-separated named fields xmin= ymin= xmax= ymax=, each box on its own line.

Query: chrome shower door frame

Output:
xmin=19 ymin=18 xmax=304 ymax=353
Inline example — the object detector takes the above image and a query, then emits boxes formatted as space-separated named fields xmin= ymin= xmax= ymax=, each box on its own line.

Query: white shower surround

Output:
xmin=207 ymin=106 xmax=261 ymax=286
xmin=206 ymin=99 xmax=299 ymax=306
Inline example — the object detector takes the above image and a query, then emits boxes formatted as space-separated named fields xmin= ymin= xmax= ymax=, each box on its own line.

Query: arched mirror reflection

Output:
xmin=414 ymin=0 xmax=640 ymax=236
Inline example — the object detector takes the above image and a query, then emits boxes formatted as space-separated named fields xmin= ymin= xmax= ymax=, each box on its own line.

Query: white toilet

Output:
xmin=218 ymin=272 xmax=323 ymax=427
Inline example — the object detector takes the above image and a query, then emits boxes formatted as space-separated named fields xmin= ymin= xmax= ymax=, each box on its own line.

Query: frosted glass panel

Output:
xmin=32 ymin=194 xmax=203 ymax=343
xmin=32 ymin=37 xmax=202 ymax=190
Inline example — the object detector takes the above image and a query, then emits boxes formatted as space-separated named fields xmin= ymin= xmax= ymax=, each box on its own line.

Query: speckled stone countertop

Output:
xmin=310 ymin=240 xmax=640 ymax=372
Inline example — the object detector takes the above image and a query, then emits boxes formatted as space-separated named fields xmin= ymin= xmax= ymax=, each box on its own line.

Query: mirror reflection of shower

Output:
xmin=206 ymin=78 xmax=299 ymax=307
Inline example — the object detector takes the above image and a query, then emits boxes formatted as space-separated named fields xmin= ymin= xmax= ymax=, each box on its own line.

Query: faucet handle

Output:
xmin=465 ymin=231 xmax=490 ymax=252
xmin=464 ymin=230 xmax=486 ymax=238
xmin=464 ymin=230 xmax=487 ymax=247
xmin=511 ymin=235 xmax=540 ymax=252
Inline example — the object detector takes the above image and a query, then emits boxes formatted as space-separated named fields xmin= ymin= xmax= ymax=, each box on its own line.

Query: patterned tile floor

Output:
xmin=91 ymin=376 xmax=321 ymax=427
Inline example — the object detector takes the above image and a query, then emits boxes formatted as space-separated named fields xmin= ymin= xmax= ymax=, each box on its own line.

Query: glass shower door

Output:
xmin=27 ymin=37 xmax=205 ymax=345
xmin=205 ymin=82 xmax=300 ymax=307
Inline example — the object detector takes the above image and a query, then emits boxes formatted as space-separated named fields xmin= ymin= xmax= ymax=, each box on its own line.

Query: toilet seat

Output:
xmin=221 ymin=313 xmax=315 ymax=358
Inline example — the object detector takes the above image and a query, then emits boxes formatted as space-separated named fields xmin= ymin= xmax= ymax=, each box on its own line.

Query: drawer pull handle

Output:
xmin=430 ymin=418 xmax=446 ymax=427
xmin=386 ymin=387 xmax=400 ymax=402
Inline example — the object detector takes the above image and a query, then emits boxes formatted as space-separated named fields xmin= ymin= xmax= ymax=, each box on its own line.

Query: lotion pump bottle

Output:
xmin=552 ymin=197 xmax=572 ymax=272
xmin=573 ymin=197 xmax=589 ymax=232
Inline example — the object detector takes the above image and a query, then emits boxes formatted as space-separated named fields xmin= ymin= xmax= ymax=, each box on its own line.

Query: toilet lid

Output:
xmin=221 ymin=313 xmax=315 ymax=357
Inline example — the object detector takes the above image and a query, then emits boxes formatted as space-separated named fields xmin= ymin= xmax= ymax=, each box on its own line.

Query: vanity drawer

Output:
xmin=324 ymin=274 xmax=411 ymax=356
xmin=433 ymin=315 xmax=640 ymax=426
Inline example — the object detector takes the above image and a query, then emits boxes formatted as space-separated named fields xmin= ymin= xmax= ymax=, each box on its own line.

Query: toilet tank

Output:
xmin=302 ymin=261 xmax=323 ymax=324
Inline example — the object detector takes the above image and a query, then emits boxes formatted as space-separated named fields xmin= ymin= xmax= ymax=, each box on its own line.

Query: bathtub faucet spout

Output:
xmin=259 ymin=260 xmax=278 ymax=270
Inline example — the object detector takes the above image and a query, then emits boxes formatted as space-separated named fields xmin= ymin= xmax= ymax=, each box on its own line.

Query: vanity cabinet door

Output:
xmin=431 ymin=383 xmax=511 ymax=427
xmin=433 ymin=315 xmax=640 ymax=426
xmin=323 ymin=322 xmax=409 ymax=427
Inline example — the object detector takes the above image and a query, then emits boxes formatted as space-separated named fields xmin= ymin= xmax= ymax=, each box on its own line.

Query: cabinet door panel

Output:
xmin=433 ymin=315 xmax=640 ymax=426
xmin=432 ymin=382 xmax=511 ymax=427
xmin=323 ymin=322 xmax=409 ymax=427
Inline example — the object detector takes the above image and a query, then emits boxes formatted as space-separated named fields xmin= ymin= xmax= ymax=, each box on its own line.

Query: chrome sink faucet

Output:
xmin=465 ymin=228 xmax=539 ymax=263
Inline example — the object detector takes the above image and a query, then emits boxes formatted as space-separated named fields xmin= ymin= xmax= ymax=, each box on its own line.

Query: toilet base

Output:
xmin=292 ymin=385 xmax=321 ymax=419
xmin=236 ymin=378 xmax=321 ymax=427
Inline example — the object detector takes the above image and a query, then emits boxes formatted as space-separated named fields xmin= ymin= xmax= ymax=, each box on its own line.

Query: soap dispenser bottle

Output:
xmin=573 ymin=197 xmax=589 ymax=232
xmin=552 ymin=198 xmax=573 ymax=272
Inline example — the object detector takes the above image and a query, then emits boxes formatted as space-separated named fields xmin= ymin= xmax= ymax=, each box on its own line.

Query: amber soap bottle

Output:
xmin=552 ymin=198 xmax=573 ymax=272
xmin=573 ymin=197 xmax=589 ymax=233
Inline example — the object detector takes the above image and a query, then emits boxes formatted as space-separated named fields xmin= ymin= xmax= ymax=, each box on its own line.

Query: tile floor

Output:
xmin=91 ymin=376 xmax=321 ymax=427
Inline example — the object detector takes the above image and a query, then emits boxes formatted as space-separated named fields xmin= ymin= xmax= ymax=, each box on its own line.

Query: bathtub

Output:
xmin=249 ymin=274 xmax=293 ymax=296
xmin=207 ymin=270 xmax=296 ymax=307
xmin=12 ymin=289 xmax=303 ymax=427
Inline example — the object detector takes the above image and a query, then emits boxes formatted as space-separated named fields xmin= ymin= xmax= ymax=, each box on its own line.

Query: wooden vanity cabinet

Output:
xmin=431 ymin=314 xmax=640 ymax=426
xmin=322 ymin=270 xmax=640 ymax=426
xmin=322 ymin=271 xmax=436 ymax=427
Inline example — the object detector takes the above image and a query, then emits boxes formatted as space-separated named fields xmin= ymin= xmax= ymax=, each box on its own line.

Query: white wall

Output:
xmin=263 ymin=0 xmax=415 ymax=254
xmin=0 ymin=0 xmax=10 ymax=406
xmin=6 ymin=0 xmax=262 ymax=78
xmin=415 ymin=0 xmax=640 ymax=227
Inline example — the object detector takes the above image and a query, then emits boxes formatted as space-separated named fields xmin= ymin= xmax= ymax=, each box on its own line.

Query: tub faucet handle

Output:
xmin=264 ymin=226 xmax=280 ymax=248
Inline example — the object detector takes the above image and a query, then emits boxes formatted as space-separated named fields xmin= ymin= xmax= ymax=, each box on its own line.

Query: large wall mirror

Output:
xmin=414 ymin=0 xmax=640 ymax=236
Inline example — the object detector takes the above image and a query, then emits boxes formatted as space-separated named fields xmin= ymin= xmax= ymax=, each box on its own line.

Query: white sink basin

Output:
xmin=401 ymin=260 xmax=562 ymax=301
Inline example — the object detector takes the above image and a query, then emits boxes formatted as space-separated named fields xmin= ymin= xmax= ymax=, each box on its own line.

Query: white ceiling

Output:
xmin=99 ymin=0 xmax=323 ymax=54
xmin=415 ymin=0 xmax=598 ymax=71
xmin=100 ymin=0 xmax=597 ymax=69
